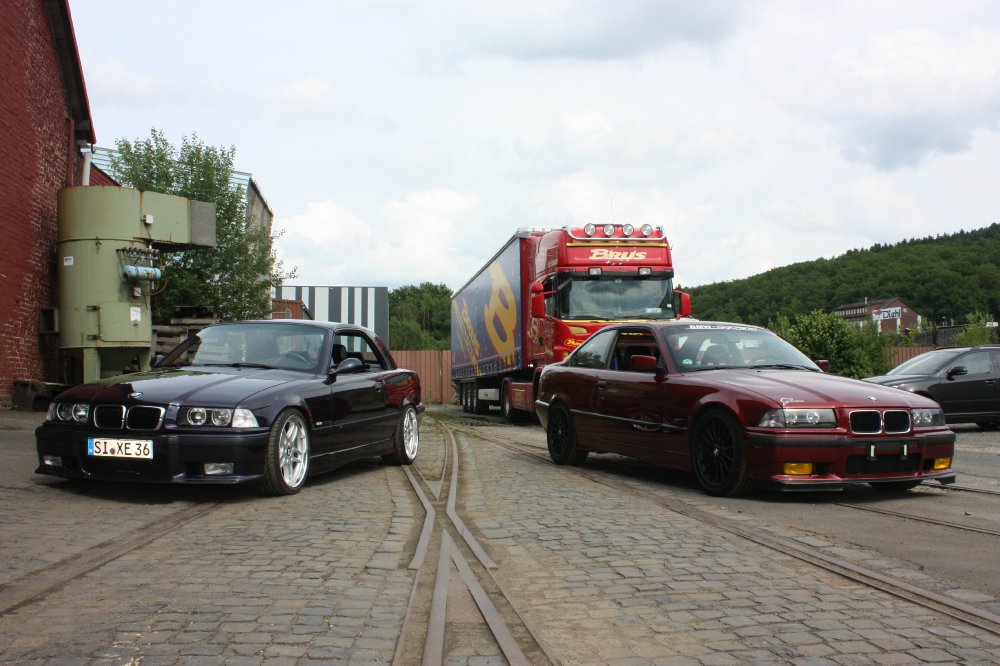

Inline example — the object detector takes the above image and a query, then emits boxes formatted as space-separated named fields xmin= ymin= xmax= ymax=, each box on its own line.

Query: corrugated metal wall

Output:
xmin=274 ymin=285 xmax=389 ymax=342
xmin=392 ymin=350 xmax=453 ymax=405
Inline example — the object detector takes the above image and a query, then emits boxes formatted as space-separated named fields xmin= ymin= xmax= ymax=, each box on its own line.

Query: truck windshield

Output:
xmin=556 ymin=275 xmax=676 ymax=320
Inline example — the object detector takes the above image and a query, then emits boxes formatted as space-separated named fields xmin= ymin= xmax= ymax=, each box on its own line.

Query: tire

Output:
xmin=383 ymin=405 xmax=420 ymax=465
xmin=690 ymin=409 xmax=751 ymax=497
xmin=471 ymin=381 xmax=489 ymax=415
xmin=500 ymin=379 xmax=515 ymax=422
xmin=546 ymin=405 xmax=588 ymax=465
xmin=869 ymin=480 xmax=922 ymax=492
xmin=259 ymin=409 xmax=310 ymax=496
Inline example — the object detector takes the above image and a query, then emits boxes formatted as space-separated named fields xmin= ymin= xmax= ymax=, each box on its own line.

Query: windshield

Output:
xmin=160 ymin=323 xmax=329 ymax=373
xmin=887 ymin=349 xmax=962 ymax=376
xmin=663 ymin=324 xmax=819 ymax=372
xmin=556 ymin=275 xmax=675 ymax=320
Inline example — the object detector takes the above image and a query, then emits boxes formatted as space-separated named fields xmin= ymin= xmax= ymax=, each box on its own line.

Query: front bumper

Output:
xmin=744 ymin=429 xmax=956 ymax=491
xmin=35 ymin=424 xmax=271 ymax=485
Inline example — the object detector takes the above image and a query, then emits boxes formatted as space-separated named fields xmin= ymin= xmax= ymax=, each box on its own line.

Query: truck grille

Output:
xmin=849 ymin=410 xmax=911 ymax=435
xmin=93 ymin=405 xmax=164 ymax=431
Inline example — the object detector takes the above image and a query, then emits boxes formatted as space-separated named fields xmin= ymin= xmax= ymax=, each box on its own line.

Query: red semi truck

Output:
xmin=451 ymin=223 xmax=691 ymax=420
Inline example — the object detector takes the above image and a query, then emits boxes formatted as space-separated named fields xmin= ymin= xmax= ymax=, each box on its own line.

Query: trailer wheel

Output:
xmin=471 ymin=381 xmax=489 ymax=415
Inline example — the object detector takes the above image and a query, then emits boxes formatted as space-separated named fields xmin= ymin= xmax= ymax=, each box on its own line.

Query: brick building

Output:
xmin=0 ymin=0 xmax=109 ymax=408
xmin=832 ymin=297 xmax=923 ymax=334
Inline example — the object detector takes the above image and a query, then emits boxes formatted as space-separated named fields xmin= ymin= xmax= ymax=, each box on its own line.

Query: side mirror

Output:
xmin=815 ymin=360 xmax=831 ymax=373
xmin=629 ymin=354 xmax=659 ymax=372
xmin=328 ymin=357 xmax=363 ymax=379
xmin=674 ymin=290 xmax=691 ymax=318
xmin=530 ymin=282 xmax=547 ymax=319
xmin=947 ymin=366 xmax=967 ymax=379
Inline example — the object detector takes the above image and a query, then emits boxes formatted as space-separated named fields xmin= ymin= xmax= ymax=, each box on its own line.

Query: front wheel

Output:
xmin=546 ymin=405 xmax=588 ymax=465
xmin=259 ymin=409 xmax=310 ymax=496
xmin=384 ymin=405 xmax=420 ymax=465
xmin=690 ymin=409 xmax=751 ymax=497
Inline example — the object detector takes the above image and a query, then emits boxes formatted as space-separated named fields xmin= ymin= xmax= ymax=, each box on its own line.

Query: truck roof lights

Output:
xmin=638 ymin=267 xmax=652 ymax=276
xmin=588 ymin=267 xmax=603 ymax=276
xmin=584 ymin=224 xmax=597 ymax=236
xmin=622 ymin=224 xmax=634 ymax=237
xmin=603 ymin=224 xmax=615 ymax=236
xmin=640 ymin=224 xmax=653 ymax=237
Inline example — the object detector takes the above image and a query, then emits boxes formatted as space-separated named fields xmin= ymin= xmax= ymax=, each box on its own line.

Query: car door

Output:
xmin=326 ymin=330 xmax=393 ymax=454
xmin=592 ymin=328 xmax=666 ymax=458
xmin=561 ymin=328 xmax=617 ymax=448
xmin=932 ymin=349 xmax=995 ymax=418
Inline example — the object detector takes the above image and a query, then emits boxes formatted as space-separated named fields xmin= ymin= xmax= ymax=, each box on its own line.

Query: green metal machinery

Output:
xmin=57 ymin=186 xmax=216 ymax=383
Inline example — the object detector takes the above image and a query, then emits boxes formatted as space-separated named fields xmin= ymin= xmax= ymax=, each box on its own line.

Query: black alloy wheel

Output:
xmin=690 ymin=409 xmax=751 ymax=497
xmin=546 ymin=405 xmax=588 ymax=465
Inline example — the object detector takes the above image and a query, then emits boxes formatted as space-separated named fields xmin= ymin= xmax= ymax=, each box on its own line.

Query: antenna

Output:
xmin=610 ymin=195 xmax=615 ymax=223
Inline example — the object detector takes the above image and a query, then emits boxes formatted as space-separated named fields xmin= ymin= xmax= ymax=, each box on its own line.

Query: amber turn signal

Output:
xmin=932 ymin=457 xmax=951 ymax=470
xmin=783 ymin=463 xmax=814 ymax=475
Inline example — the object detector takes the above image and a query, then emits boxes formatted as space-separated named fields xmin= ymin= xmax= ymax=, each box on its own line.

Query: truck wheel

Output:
xmin=547 ymin=405 xmax=588 ymax=465
xmin=690 ymin=409 xmax=751 ymax=497
xmin=501 ymin=379 xmax=514 ymax=422
xmin=471 ymin=381 xmax=489 ymax=415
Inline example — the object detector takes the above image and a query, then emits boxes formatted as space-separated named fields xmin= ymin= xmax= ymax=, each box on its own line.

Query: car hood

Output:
xmin=862 ymin=374 xmax=930 ymax=386
xmin=707 ymin=369 xmax=937 ymax=408
xmin=54 ymin=366 xmax=303 ymax=406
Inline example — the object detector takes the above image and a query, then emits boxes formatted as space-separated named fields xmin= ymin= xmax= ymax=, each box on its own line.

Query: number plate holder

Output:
xmin=87 ymin=438 xmax=154 ymax=460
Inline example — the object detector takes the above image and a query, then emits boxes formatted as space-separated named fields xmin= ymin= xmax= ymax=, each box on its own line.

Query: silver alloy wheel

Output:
xmin=402 ymin=407 xmax=419 ymax=460
xmin=279 ymin=413 xmax=309 ymax=488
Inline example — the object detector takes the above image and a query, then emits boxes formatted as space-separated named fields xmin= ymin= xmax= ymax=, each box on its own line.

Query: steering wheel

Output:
xmin=751 ymin=356 xmax=782 ymax=366
xmin=281 ymin=351 xmax=312 ymax=365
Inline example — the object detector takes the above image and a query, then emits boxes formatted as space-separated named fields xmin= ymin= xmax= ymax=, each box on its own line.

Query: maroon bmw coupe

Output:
xmin=536 ymin=321 xmax=955 ymax=496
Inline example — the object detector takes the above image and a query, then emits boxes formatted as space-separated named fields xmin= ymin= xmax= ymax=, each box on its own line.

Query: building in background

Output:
xmin=0 ymin=0 xmax=111 ymax=408
xmin=833 ymin=297 xmax=923 ymax=334
xmin=274 ymin=286 xmax=389 ymax=343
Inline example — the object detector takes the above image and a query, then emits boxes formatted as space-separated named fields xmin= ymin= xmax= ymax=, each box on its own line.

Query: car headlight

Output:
xmin=759 ymin=408 xmax=837 ymax=428
xmin=48 ymin=401 xmax=90 ymax=423
xmin=183 ymin=407 xmax=257 ymax=427
xmin=912 ymin=408 xmax=944 ymax=428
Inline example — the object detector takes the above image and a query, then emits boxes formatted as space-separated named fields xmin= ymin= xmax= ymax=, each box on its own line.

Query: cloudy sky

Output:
xmin=71 ymin=1 xmax=1000 ymax=291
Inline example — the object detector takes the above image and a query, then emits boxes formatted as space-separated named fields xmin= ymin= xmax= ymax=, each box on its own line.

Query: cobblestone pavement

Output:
xmin=2 ymin=408 xmax=1000 ymax=664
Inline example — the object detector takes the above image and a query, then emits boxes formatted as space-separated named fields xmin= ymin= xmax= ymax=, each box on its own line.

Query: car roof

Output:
xmin=209 ymin=319 xmax=377 ymax=336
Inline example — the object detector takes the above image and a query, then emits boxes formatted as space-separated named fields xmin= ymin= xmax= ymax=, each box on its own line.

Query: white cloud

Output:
xmin=273 ymin=76 xmax=335 ymax=113
xmin=276 ymin=189 xmax=481 ymax=289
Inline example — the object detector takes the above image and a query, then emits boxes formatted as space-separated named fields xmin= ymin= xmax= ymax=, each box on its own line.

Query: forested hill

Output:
xmin=683 ymin=223 xmax=1000 ymax=327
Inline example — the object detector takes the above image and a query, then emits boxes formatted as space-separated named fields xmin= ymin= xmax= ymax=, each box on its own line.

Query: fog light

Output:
xmin=43 ymin=455 xmax=62 ymax=467
xmin=204 ymin=463 xmax=234 ymax=476
xmin=932 ymin=457 xmax=951 ymax=470
xmin=784 ymin=463 xmax=814 ymax=475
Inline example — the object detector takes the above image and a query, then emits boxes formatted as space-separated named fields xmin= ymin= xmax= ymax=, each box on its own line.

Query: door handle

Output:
xmin=596 ymin=379 xmax=608 ymax=389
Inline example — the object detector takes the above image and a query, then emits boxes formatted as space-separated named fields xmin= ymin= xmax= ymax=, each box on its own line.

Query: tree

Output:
xmin=110 ymin=129 xmax=295 ymax=323
xmin=769 ymin=310 xmax=887 ymax=378
xmin=954 ymin=312 xmax=998 ymax=347
xmin=389 ymin=282 xmax=452 ymax=350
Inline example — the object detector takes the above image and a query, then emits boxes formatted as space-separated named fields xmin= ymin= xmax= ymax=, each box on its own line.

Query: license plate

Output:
xmin=87 ymin=438 xmax=154 ymax=460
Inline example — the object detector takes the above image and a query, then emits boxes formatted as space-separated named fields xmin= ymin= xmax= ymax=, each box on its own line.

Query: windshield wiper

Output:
xmin=225 ymin=362 xmax=276 ymax=369
xmin=752 ymin=363 xmax=817 ymax=372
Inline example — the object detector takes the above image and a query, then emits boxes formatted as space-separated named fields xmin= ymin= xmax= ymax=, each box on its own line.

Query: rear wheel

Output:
xmin=383 ymin=405 xmax=419 ymax=465
xmin=546 ymin=405 xmax=588 ymax=465
xmin=471 ymin=381 xmax=489 ymax=415
xmin=690 ymin=409 xmax=751 ymax=497
xmin=259 ymin=409 xmax=310 ymax=496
